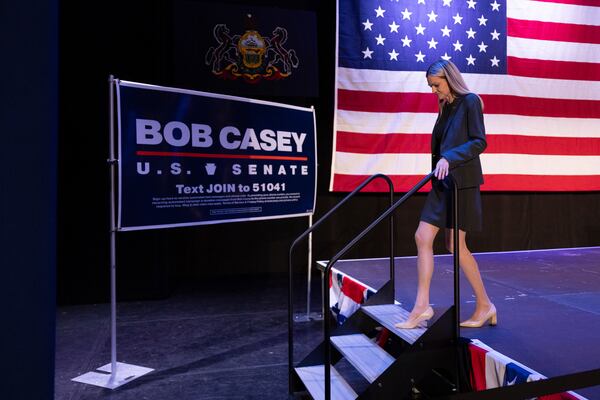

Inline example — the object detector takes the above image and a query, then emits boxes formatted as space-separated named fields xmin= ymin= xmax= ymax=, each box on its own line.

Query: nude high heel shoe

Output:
xmin=395 ymin=306 xmax=434 ymax=329
xmin=460 ymin=304 xmax=497 ymax=328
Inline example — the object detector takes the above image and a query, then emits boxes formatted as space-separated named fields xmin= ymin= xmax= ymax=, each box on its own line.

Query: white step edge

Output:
xmin=330 ymin=334 xmax=394 ymax=383
xmin=295 ymin=365 xmax=358 ymax=400
xmin=361 ymin=304 xmax=427 ymax=344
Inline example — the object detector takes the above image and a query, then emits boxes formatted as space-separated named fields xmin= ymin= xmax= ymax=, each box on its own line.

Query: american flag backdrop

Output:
xmin=331 ymin=0 xmax=600 ymax=192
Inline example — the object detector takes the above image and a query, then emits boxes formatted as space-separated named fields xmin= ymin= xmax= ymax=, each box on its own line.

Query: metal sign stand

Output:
xmin=72 ymin=76 xmax=154 ymax=389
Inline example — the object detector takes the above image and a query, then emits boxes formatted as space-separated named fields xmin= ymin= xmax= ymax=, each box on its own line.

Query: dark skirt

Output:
xmin=420 ymin=179 xmax=482 ymax=232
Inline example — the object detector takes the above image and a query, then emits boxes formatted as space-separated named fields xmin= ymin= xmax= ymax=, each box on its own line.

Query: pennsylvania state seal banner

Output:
xmin=173 ymin=1 xmax=318 ymax=98
xmin=116 ymin=80 xmax=317 ymax=231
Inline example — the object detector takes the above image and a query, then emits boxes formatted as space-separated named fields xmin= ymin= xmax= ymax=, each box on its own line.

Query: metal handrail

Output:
xmin=288 ymin=173 xmax=394 ymax=395
xmin=321 ymin=172 xmax=432 ymax=398
xmin=442 ymin=367 xmax=600 ymax=400
xmin=321 ymin=171 xmax=460 ymax=399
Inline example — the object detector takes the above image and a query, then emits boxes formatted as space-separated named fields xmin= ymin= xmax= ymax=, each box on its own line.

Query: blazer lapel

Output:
xmin=440 ymin=96 xmax=464 ymax=143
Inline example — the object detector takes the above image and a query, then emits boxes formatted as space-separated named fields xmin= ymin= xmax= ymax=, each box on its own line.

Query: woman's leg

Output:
xmin=445 ymin=229 xmax=493 ymax=320
xmin=408 ymin=221 xmax=440 ymax=319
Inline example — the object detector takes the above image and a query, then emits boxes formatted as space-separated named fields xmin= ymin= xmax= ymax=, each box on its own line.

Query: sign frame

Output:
xmin=115 ymin=79 xmax=317 ymax=231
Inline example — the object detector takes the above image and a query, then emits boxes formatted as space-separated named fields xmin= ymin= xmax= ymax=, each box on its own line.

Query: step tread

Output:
xmin=361 ymin=304 xmax=427 ymax=344
xmin=330 ymin=334 xmax=394 ymax=383
xmin=295 ymin=365 xmax=357 ymax=400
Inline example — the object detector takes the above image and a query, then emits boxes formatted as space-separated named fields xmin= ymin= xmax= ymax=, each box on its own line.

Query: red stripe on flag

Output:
xmin=508 ymin=18 xmax=600 ymax=45
xmin=507 ymin=56 xmax=600 ymax=81
xmin=332 ymin=174 xmax=433 ymax=192
xmin=481 ymin=175 xmax=600 ymax=191
xmin=336 ymin=132 xmax=430 ymax=154
xmin=332 ymin=174 xmax=600 ymax=192
xmin=481 ymin=94 xmax=600 ymax=119
xmin=532 ymin=0 xmax=600 ymax=6
xmin=469 ymin=344 xmax=489 ymax=391
xmin=336 ymin=132 xmax=600 ymax=155
xmin=341 ymin=276 xmax=367 ymax=304
xmin=487 ymin=135 xmax=600 ymax=155
xmin=338 ymin=89 xmax=600 ymax=118
xmin=338 ymin=89 xmax=437 ymax=113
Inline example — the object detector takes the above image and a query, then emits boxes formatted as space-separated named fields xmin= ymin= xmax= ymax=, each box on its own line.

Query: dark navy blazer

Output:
xmin=432 ymin=92 xmax=487 ymax=189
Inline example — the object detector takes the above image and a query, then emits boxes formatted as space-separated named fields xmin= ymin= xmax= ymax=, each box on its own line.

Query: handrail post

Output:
xmin=452 ymin=177 xmax=460 ymax=393
xmin=389 ymin=186 xmax=395 ymax=303
xmin=324 ymin=264 xmax=332 ymax=400
xmin=453 ymin=181 xmax=460 ymax=340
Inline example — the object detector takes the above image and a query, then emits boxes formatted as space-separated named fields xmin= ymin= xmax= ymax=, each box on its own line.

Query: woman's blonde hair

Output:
xmin=426 ymin=59 xmax=484 ymax=110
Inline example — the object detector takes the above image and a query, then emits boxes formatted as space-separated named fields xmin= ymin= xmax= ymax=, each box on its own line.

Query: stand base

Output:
xmin=72 ymin=362 xmax=154 ymax=389
xmin=294 ymin=312 xmax=323 ymax=322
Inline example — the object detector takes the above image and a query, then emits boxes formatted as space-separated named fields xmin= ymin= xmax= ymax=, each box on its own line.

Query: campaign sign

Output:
xmin=116 ymin=80 xmax=316 ymax=230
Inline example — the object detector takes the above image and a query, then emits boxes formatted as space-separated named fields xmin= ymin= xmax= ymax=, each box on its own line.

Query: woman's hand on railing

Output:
xmin=434 ymin=157 xmax=450 ymax=180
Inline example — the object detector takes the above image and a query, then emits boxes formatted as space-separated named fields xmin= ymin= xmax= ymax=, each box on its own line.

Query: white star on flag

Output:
xmin=478 ymin=41 xmax=488 ymax=52
xmin=490 ymin=0 xmax=501 ymax=11
xmin=389 ymin=21 xmax=400 ymax=33
xmin=362 ymin=19 xmax=373 ymax=31
xmin=467 ymin=0 xmax=477 ymax=9
xmin=427 ymin=37 xmax=439 ymax=49
xmin=466 ymin=28 xmax=476 ymax=39
xmin=491 ymin=29 xmax=500 ymax=40
xmin=441 ymin=52 xmax=451 ymax=60
xmin=442 ymin=0 xmax=452 ymax=6
xmin=453 ymin=40 xmax=463 ymax=51
xmin=441 ymin=25 xmax=451 ymax=37
xmin=401 ymin=35 xmax=412 ymax=47
xmin=362 ymin=47 xmax=373 ymax=59
xmin=452 ymin=13 xmax=463 ymax=24
xmin=415 ymin=51 xmax=426 ymax=62
xmin=466 ymin=54 xmax=476 ymax=65
xmin=490 ymin=55 xmax=500 ymax=66
xmin=375 ymin=6 xmax=385 ymax=17
xmin=375 ymin=34 xmax=386 ymax=45
xmin=388 ymin=49 xmax=399 ymax=60
xmin=401 ymin=8 xmax=412 ymax=20
xmin=478 ymin=15 xmax=488 ymax=26
xmin=415 ymin=23 xmax=426 ymax=35
xmin=427 ymin=10 xmax=438 ymax=22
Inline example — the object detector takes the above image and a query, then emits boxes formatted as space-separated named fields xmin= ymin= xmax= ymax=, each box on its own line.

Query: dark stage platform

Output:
xmin=318 ymin=246 xmax=600 ymax=399
xmin=55 ymin=247 xmax=600 ymax=399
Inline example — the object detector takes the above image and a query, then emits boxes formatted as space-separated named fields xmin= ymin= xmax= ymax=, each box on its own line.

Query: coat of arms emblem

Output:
xmin=205 ymin=17 xmax=299 ymax=83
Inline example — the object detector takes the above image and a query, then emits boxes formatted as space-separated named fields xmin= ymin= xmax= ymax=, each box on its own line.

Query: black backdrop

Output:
xmin=2 ymin=1 xmax=57 ymax=397
xmin=58 ymin=0 xmax=600 ymax=305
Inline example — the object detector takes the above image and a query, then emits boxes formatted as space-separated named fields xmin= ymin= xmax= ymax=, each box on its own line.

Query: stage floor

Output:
xmin=319 ymin=246 xmax=600 ymax=398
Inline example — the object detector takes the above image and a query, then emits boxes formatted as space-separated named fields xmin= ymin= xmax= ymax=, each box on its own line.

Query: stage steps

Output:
xmin=295 ymin=365 xmax=357 ymax=400
xmin=330 ymin=334 xmax=395 ymax=383
xmin=292 ymin=279 xmax=457 ymax=399
xmin=361 ymin=304 xmax=427 ymax=344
